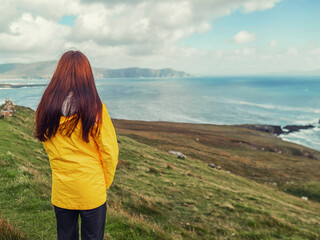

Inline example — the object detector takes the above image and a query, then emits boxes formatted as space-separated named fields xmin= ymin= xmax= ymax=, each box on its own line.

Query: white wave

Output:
xmin=0 ymin=88 xmax=15 ymax=90
xmin=203 ymin=96 xmax=318 ymax=113
xmin=281 ymin=127 xmax=320 ymax=151
xmin=228 ymin=99 xmax=320 ymax=114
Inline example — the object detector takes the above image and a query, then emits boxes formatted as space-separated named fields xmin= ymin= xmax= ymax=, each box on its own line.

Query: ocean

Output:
xmin=1 ymin=76 xmax=319 ymax=151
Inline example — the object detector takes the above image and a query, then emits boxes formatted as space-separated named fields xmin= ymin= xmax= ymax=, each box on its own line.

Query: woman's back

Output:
xmin=43 ymin=102 xmax=118 ymax=210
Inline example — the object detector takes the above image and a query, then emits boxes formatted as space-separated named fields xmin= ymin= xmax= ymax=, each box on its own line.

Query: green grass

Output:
xmin=113 ymin=119 xmax=320 ymax=204
xmin=281 ymin=181 xmax=320 ymax=202
xmin=0 ymin=105 xmax=320 ymax=239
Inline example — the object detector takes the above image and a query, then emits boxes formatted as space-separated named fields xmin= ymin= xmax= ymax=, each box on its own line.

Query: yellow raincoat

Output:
xmin=42 ymin=102 xmax=119 ymax=210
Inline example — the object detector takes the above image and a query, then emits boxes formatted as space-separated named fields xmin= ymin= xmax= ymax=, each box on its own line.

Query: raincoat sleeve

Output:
xmin=95 ymin=103 xmax=119 ymax=190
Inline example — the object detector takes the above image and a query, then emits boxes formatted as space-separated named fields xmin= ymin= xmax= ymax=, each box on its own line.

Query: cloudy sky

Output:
xmin=0 ymin=0 xmax=319 ymax=75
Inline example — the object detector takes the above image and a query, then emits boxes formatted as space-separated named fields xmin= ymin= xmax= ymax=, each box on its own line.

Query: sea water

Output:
xmin=0 ymin=76 xmax=319 ymax=151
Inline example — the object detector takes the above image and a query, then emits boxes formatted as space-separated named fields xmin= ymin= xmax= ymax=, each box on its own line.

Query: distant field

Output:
xmin=0 ymin=105 xmax=319 ymax=239
xmin=113 ymin=118 xmax=320 ymax=203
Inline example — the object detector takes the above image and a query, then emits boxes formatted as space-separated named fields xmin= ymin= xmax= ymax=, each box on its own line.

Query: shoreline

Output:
xmin=111 ymin=117 xmax=320 ymax=153
xmin=112 ymin=116 xmax=320 ymax=186
xmin=0 ymin=83 xmax=47 ymax=88
xmin=1 ymin=102 xmax=318 ymax=151
xmin=111 ymin=117 xmax=317 ymax=136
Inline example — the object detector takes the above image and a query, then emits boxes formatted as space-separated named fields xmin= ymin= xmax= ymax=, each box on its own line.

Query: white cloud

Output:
xmin=235 ymin=47 xmax=256 ymax=57
xmin=269 ymin=40 xmax=278 ymax=47
xmin=16 ymin=0 xmax=79 ymax=20
xmin=70 ymin=1 xmax=211 ymax=49
xmin=310 ymin=48 xmax=320 ymax=55
xmin=0 ymin=0 xmax=280 ymax=54
xmin=241 ymin=0 xmax=282 ymax=12
xmin=0 ymin=13 xmax=70 ymax=53
xmin=232 ymin=31 xmax=257 ymax=45
xmin=3 ymin=0 xmax=319 ymax=75
xmin=288 ymin=47 xmax=299 ymax=56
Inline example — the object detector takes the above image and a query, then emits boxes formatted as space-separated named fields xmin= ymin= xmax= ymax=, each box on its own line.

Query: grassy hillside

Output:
xmin=0 ymin=106 xmax=320 ymax=239
xmin=113 ymin=119 xmax=320 ymax=202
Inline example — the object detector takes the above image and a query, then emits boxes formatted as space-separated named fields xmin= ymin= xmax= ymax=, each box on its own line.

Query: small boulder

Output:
xmin=208 ymin=163 xmax=216 ymax=168
xmin=208 ymin=163 xmax=222 ymax=170
xmin=168 ymin=150 xmax=186 ymax=159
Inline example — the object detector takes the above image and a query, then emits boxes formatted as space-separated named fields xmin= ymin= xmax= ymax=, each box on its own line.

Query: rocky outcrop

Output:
xmin=237 ymin=124 xmax=284 ymax=135
xmin=238 ymin=124 xmax=315 ymax=135
xmin=0 ymin=98 xmax=15 ymax=118
xmin=283 ymin=125 xmax=314 ymax=133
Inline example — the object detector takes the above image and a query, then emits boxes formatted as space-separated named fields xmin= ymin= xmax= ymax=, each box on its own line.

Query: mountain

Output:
xmin=0 ymin=61 xmax=190 ymax=79
xmin=1 ymin=105 xmax=320 ymax=239
xmin=99 ymin=67 xmax=190 ymax=78
xmin=0 ymin=61 xmax=57 ymax=79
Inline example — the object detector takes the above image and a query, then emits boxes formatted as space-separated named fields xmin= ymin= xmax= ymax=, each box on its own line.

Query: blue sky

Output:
xmin=58 ymin=15 xmax=77 ymax=26
xmin=0 ymin=0 xmax=319 ymax=75
xmin=180 ymin=0 xmax=320 ymax=50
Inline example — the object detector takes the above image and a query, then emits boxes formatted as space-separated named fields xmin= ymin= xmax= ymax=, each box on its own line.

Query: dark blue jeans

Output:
xmin=53 ymin=202 xmax=107 ymax=240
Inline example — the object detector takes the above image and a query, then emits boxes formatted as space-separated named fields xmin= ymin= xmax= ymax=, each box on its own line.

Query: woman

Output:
xmin=35 ymin=50 xmax=119 ymax=240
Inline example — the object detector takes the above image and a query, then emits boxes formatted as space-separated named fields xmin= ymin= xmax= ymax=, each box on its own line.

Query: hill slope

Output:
xmin=0 ymin=106 xmax=319 ymax=239
xmin=113 ymin=119 xmax=320 ymax=202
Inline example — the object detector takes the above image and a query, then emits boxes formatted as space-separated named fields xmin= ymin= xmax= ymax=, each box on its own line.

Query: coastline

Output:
xmin=0 ymin=83 xmax=47 ymax=88
xmin=112 ymin=117 xmax=320 ymax=186
xmin=111 ymin=117 xmax=320 ymax=152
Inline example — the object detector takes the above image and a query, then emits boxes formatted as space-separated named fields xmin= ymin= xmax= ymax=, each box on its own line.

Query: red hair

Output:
xmin=35 ymin=50 xmax=102 ymax=143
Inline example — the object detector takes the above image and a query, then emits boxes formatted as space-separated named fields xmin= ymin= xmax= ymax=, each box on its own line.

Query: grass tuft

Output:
xmin=0 ymin=216 xmax=25 ymax=240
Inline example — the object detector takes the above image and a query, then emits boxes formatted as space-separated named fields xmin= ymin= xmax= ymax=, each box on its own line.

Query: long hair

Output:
xmin=35 ymin=50 xmax=102 ymax=143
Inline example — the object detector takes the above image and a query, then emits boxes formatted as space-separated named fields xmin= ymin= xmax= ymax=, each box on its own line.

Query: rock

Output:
xmin=208 ymin=163 xmax=222 ymax=170
xmin=301 ymin=196 xmax=308 ymax=201
xmin=237 ymin=124 xmax=284 ymax=135
xmin=238 ymin=123 xmax=315 ymax=135
xmin=283 ymin=125 xmax=314 ymax=134
xmin=208 ymin=163 xmax=216 ymax=168
xmin=195 ymin=137 xmax=200 ymax=141
xmin=168 ymin=150 xmax=186 ymax=159
xmin=0 ymin=98 xmax=15 ymax=118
